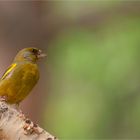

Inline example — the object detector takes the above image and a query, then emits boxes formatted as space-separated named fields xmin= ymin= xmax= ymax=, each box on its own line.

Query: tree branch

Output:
xmin=0 ymin=101 xmax=58 ymax=140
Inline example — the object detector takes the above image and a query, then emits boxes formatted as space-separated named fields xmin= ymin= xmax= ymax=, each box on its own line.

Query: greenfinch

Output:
xmin=0 ymin=48 xmax=46 ymax=104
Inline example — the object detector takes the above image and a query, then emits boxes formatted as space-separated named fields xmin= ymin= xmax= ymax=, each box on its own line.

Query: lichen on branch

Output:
xmin=0 ymin=101 xmax=57 ymax=140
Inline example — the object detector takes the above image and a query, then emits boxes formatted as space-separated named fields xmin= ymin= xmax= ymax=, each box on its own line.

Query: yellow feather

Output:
xmin=1 ymin=63 xmax=17 ymax=80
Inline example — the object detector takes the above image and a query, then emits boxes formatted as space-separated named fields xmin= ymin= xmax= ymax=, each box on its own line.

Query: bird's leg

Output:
xmin=18 ymin=111 xmax=26 ymax=120
xmin=14 ymin=103 xmax=26 ymax=120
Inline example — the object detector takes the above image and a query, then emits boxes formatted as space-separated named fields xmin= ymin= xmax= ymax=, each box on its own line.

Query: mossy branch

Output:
xmin=0 ymin=101 xmax=58 ymax=140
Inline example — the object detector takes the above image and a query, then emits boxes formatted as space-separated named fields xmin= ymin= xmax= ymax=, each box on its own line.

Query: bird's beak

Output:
xmin=37 ymin=50 xmax=47 ymax=59
xmin=38 ymin=53 xmax=47 ymax=58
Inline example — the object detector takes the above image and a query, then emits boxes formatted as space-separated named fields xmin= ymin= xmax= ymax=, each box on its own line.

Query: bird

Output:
xmin=0 ymin=48 xmax=46 ymax=104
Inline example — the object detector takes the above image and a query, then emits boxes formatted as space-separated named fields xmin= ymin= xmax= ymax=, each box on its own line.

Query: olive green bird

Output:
xmin=0 ymin=48 xmax=46 ymax=104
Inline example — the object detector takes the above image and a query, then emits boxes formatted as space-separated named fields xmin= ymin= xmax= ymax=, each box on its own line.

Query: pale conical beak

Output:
xmin=37 ymin=53 xmax=47 ymax=59
xmin=37 ymin=50 xmax=47 ymax=59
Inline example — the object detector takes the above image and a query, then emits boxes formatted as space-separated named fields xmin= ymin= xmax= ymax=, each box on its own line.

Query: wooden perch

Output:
xmin=0 ymin=101 xmax=58 ymax=140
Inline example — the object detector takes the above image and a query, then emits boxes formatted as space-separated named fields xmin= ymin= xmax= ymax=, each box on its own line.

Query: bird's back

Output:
xmin=0 ymin=62 xmax=39 ymax=104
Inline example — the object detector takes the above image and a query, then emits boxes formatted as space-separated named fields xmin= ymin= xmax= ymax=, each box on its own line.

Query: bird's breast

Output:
xmin=0 ymin=62 xmax=39 ymax=103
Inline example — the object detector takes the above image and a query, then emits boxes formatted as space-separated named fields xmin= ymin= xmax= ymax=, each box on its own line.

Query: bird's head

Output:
xmin=14 ymin=48 xmax=46 ymax=63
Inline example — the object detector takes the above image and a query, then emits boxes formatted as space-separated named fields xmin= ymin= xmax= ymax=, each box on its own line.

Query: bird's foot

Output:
xmin=23 ymin=118 xmax=42 ymax=135
xmin=0 ymin=96 xmax=8 ymax=102
xmin=13 ymin=104 xmax=26 ymax=120
xmin=18 ymin=111 xmax=26 ymax=120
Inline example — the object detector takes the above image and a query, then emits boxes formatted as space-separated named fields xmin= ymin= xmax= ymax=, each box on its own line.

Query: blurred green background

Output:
xmin=0 ymin=1 xmax=140 ymax=139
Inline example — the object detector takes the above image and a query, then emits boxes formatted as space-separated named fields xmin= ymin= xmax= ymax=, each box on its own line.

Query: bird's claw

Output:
xmin=18 ymin=112 xmax=26 ymax=120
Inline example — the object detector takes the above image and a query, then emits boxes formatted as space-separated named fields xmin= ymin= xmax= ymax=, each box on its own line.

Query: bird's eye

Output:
xmin=32 ymin=49 xmax=38 ymax=54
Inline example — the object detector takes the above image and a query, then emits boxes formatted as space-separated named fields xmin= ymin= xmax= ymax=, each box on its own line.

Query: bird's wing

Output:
xmin=1 ymin=63 xmax=17 ymax=80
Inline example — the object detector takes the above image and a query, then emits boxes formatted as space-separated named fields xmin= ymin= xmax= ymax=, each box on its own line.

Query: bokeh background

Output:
xmin=0 ymin=1 xmax=140 ymax=139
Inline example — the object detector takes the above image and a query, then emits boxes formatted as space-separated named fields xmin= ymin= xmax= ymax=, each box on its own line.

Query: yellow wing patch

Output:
xmin=1 ymin=63 xmax=17 ymax=80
